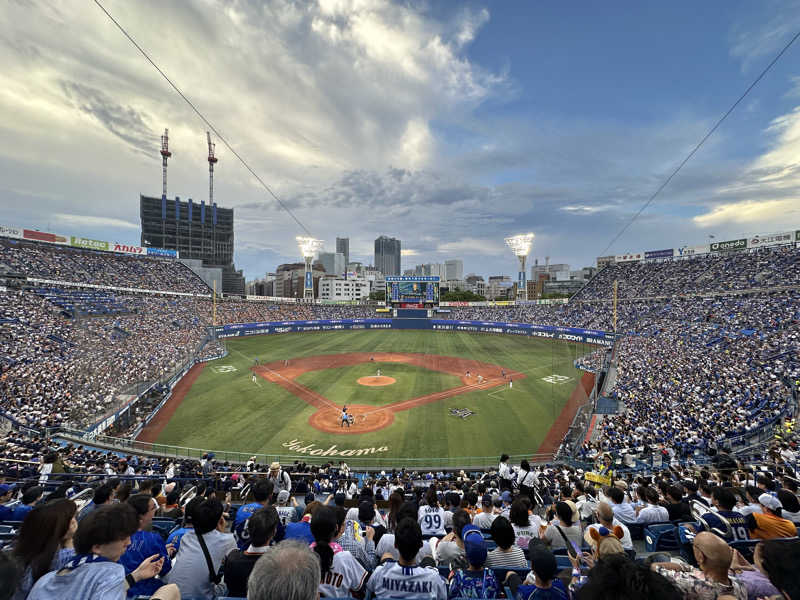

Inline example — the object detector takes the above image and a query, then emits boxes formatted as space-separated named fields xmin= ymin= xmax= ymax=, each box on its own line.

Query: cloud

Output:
xmin=437 ymin=238 xmax=506 ymax=256
xmin=53 ymin=214 xmax=140 ymax=230
xmin=401 ymin=249 xmax=419 ymax=256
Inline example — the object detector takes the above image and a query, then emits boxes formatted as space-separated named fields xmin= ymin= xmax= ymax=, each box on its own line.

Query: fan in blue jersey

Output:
xmin=119 ymin=494 xmax=173 ymax=598
xmin=233 ymin=479 xmax=274 ymax=550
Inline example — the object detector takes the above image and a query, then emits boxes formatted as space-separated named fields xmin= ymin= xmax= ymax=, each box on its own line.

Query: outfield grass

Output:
xmin=154 ymin=330 xmax=592 ymax=465
xmin=295 ymin=362 xmax=463 ymax=407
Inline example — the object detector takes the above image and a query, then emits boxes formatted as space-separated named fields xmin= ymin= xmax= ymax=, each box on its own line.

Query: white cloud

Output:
xmin=437 ymin=238 xmax=506 ymax=256
xmin=53 ymin=214 xmax=140 ymax=230
xmin=401 ymin=248 xmax=419 ymax=256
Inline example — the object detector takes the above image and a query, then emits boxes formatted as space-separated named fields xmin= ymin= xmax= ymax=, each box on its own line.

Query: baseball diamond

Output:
xmin=138 ymin=329 xmax=594 ymax=463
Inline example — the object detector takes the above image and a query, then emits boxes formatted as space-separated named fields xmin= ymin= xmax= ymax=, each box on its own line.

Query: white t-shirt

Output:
xmin=376 ymin=534 xmax=433 ymax=564
xmin=418 ymin=505 xmax=446 ymax=536
xmin=512 ymin=516 xmax=543 ymax=549
xmin=367 ymin=560 xmax=447 ymax=600
xmin=276 ymin=505 xmax=297 ymax=525
xmin=318 ymin=550 xmax=367 ymax=598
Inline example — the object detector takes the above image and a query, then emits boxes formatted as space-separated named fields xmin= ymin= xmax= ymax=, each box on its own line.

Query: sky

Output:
xmin=2 ymin=0 xmax=800 ymax=280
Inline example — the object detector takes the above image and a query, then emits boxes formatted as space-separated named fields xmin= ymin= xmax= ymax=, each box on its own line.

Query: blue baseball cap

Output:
xmin=0 ymin=483 xmax=16 ymax=494
xmin=462 ymin=526 xmax=487 ymax=566
xmin=501 ymin=491 xmax=512 ymax=503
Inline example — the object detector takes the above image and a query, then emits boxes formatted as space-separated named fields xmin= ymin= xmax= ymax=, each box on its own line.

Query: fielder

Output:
xmin=509 ymin=377 xmax=513 ymax=389
xmin=251 ymin=373 xmax=257 ymax=384
xmin=376 ymin=369 xmax=382 ymax=377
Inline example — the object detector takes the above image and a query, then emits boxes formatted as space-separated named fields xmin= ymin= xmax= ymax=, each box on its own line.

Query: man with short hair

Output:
xmin=606 ymin=486 xmax=636 ymax=523
xmin=247 ymin=539 xmax=320 ymax=600
xmin=120 ymin=493 xmax=173 ymax=598
xmin=222 ymin=506 xmax=279 ymax=598
xmin=585 ymin=502 xmax=633 ymax=551
xmin=634 ymin=487 xmax=669 ymax=524
xmin=11 ymin=486 xmax=43 ymax=521
xmin=367 ymin=517 xmax=447 ymax=600
xmin=690 ymin=487 xmax=749 ymax=542
xmin=165 ymin=497 xmax=236 ymax=599
xmin=234 ymin=479 xmax=274 ymax=550
xmin=0 ymin=483 xmax=16 ymax=522
xmin=78 ymin=483 xmax=114 ymax=522
xmin=746 ymin=493 xmax=797 ymax=540
xmin=472 ymin=495 xmax=497 ymax=529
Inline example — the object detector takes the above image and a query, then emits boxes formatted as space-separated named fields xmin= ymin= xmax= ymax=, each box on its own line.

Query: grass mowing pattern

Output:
xmin=295 ymin=362 xmax=463 ymax=407
xmin=155 ymin=330 xmax=591 ymax=464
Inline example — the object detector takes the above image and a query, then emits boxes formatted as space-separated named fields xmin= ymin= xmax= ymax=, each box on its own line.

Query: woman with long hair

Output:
xmin=12 ymin=498 xmax=77 ymax=600
xmin=517 ymin=459 xmax=538 ymax=503
xmin=386 ymin=491 xmax=404 ymax=533
xmin=508 ymin=497 xmax=543 ymax=549
xmin=310 ymin=505 xmax=368 ymax=598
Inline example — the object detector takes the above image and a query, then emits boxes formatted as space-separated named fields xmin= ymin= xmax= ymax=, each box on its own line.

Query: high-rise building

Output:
xmin=374 ymin=235 xmax=401 ymax=276
xmin=336 ymin=237 xmax=350 ymax=267
xmin=318 ymin=252 xmax=346 ymax=276
xmin=140 ymin=194 xmax=244 ymax=294
xmin=444 ymin=259 xmax=463 ymax=281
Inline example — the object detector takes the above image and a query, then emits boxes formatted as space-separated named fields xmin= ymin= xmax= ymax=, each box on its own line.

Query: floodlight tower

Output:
xmin=505 ymin=233 xmax=535 ymax=301
xmin=296 ymin=236 xmax=323 ymax=300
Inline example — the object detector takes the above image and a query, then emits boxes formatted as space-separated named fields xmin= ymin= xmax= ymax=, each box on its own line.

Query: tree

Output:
xmin=441 ymin=289 xmax=486 ymax=302
xmin=369 ymin=290 xmax=385 ymax=301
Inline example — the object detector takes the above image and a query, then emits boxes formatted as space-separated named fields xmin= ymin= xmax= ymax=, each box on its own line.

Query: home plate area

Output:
xmin=542 ymin=374 xmax=572 ymax=384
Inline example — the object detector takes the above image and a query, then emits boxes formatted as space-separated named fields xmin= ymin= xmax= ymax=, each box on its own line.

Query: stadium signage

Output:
xmin=615 ymin=252 xmax=643 ymax=262
xmin=112 ymin=243 xmax=146 ymax=255
xmin=746 ymin=232 xmax=793 ymax=248
xmin=673 ymin=244 xmax=709 ymax=257
xmin=25 ymin=229 xmax=68 ymax=244
xmin=710 ymin=238 xmax=746 ymax=253
xmin=71 ymin=236 xmax=109 ymax=251
xmin=0 ymin=225 xmax=22 ymax=239
xmin=146 ymin=247 xmax=178 ymax=258
xmin=644 ymin=249 xmax=673 ymax=260
xmin=282 ymin=439 xmax=389 ymax=456
xmin=385 ymin=276 xmax=440 ymax=281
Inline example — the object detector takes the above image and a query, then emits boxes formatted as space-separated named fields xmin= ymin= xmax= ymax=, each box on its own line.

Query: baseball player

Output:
xmin=341 ymin=407 xmax=350 ymax=427
xmin=509 ymin=377 xmax=513 ymax=389
xmin=251 ymin=373 xmax=257 ymax=384
xmin=377 ymin=368 xmax=381 ymax=377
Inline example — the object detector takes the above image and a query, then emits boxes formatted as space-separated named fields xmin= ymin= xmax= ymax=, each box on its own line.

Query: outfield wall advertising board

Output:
xmin=213 ymin=318 xmax=615 ymax=345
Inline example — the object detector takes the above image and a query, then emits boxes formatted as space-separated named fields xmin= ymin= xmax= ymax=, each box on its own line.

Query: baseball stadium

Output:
xmin=2 ymin=3 xmax=800 ymax=598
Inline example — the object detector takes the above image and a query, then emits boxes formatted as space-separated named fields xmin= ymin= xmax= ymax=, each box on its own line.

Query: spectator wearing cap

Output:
xmin=164 ymin=497 xmax=236 ymax=599
xmin=499 ymin=490 xmax=513 ymax=518
xmin=268 ymin=462 xmax=292 ymax=495
xmin=746 ymin=494 xmax=798 ymax=540
xmin=485 ymin=516 xmax=527 ymax=569
xmin=447 ymin=526 xmax=500 ymax=598
xmin=275 ymin=490 xmax=298 ymax=525
xmin=27 ymin=503 xmax=179 ymax=600
xmin=0 ymin=483 xmax=16 ymax=521
xmin=11 ymin=486 xmax=43 ymax=522
xmin=222 ymin=506 xmax=279 ymax=598
xmin=472 ymin=494 xmax=497 ymax=529
xmin=504 ymin=545 xmax=568 ymax=600
xmin=651 ymin=531 xmax=747 ymax=600
xmin=367 ymin=517 xmax=446 ymax=600
xmin=119 ymin=494 xmax=173 ymax=598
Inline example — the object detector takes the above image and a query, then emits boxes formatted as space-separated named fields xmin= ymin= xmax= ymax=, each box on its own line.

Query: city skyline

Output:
xmin=2 ymin=2 xmax=800 ymax=280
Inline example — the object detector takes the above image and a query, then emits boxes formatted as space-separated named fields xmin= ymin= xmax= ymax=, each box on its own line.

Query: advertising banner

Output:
xmin=710 ymin=238 xmax=746 ymax=253
xmin=614 ymin=252 xmax=643 ymax=262
xmin=146 ymin=247 xmax=178 ymax=258
xmin=215 ymin=318 xmax=615 ymax=346
xmin=304 ymin=271 xmax=313 ymax=290
xmin=644 ymin=249 xmax=673 ymax=260
xmin=747 ymin=232 xmax=793 ymax=248
xmin=112 ymin=243 xmax=146 ymax=255
xmin=385 ymin=276 xmax=440 ymax=282
xmin=0 ymin=225 xmax=22 ymax=239
xmin=70 ymin=236 xmax=109 ymax=251
xmin=673 ymin=244 xmax=709 ymax=258
xmin=24 ymin=229 xmax=69 ymax=244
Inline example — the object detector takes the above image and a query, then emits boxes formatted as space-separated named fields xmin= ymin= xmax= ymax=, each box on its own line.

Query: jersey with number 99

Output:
xmin=418 ymin=505 xmax=446 ymax=536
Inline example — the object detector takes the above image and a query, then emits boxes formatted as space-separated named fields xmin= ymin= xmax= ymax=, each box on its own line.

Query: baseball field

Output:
xmin=138 ymin=330 xmax=595 ymax=467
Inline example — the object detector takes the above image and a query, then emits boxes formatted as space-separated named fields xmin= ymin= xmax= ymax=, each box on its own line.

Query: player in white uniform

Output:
xmin=367 ymin=517 xmax=446 ymax=600
xmin=417 ymin=488 xmax=446 ymax=536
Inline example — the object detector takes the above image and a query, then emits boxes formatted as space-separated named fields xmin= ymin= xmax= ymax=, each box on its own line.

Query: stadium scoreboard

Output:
xmin=385 ymin=276 xmax=440 ymax=307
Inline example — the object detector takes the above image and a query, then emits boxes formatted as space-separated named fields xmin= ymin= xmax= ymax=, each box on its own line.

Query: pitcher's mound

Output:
xmin=357 ymin=376 xmax=396 ymax=387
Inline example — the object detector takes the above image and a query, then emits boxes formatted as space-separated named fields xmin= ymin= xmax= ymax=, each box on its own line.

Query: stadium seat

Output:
xmin=644 ymin=523 xmax=680 ymax=552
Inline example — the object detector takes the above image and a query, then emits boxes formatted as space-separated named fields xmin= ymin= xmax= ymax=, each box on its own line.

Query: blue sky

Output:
xmin=1 ymin=1 xmax=799 ymax=280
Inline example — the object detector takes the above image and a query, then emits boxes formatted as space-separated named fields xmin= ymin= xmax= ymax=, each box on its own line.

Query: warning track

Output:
xmin=254 ymin=353 xmax=525 ymax=435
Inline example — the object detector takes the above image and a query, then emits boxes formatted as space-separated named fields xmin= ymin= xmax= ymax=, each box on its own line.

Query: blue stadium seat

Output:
xmin=644 ymin=523 xmax=680 ymax=552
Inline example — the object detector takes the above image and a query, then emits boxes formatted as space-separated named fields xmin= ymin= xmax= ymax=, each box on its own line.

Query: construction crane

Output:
xmin=160 ymin=128 xmax=171 ymax=200
xmin=207 ymin=131 xmax=218 ymax=205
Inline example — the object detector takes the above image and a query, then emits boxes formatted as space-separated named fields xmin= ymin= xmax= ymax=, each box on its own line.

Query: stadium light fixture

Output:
xmin=505 ymin=233 xmax=535 ymax=301
xmin=296 ymin=236 xmax=323 ymax=301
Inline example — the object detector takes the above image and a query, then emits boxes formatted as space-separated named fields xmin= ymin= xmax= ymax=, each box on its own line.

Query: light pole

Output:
xmin=296 ymin=236 xmax=323 ymax=301
xmin=505 ymin=233 xmax=534 ymax=301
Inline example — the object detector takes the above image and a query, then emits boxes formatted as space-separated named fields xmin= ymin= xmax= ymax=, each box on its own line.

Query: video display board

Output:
xmin=385 ymin=276 xmax=439 ymax=306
